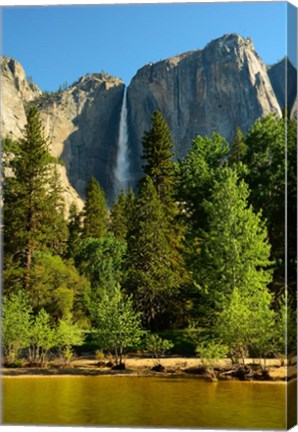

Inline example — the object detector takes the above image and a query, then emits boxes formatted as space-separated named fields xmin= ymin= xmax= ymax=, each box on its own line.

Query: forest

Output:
xmin=2 ymin=105 xmax=297 ymax=370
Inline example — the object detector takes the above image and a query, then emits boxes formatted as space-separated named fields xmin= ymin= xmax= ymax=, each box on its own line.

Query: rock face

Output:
xmin=38 ymin=74 xmax=124 ymax=201
xmin=1 ymin=57 xmax=84 ymax=215
xmin=268 ymin=57 xmax=297 ymax=111
xmin=2 ymin=34 xmax=295 ymax=205
xmin=291 ymin=97 xmax=297 ymax=121
xmin=1 ymin=57 xmax=41 ymax=139
xmin=127 ymin=34 xmax=282 ymax=179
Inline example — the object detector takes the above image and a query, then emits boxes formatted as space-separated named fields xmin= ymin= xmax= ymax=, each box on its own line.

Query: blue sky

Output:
xmin=2 ymin=2 xmax=295 ymax=92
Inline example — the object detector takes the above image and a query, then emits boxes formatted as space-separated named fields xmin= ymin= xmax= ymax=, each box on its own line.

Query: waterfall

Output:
xmin=114 ymin=87 xmax=130 ymax=196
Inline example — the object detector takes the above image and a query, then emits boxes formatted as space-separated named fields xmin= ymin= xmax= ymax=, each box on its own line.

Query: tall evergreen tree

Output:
xmin=82 ymin=176 xmax=108 ymax=239
xmin=66 ymin=203 xmax=82 ymax=259
xmin=141 ymin=111 xmax=175 ymax=204
xmin=110 ymin=188 xmax=136 ymax=241
xmin=3 ymin=105 xmax=68 ymax=290
xmin=141 ymin=111 xmax=187 ymax=293
xmin=110 ymin=190 xmax=129 ymax=240
xmin=44 ymin=167 xmax=69 ymax=256
xmin=125 ymin=176 xmax=182 ymax=330
xmin=229 ymin=127 xmax=247 ymax=166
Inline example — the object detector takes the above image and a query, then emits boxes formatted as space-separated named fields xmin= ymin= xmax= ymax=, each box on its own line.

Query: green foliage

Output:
xmin=229 ymin=127 xmax=247 ymax=166
xmin=176 ymin=133 xmax=229 ymax=231
xmin=2 ymin=292 xmax=32 ymax=364
xmin=43 ymin=167 xmax=69 ymax=256
xmin=56 ymin=316 xmax=84 ymax=363
xmin=195 ymin=340 xmax=228 ymax=367
xmin=193 ymin=168 xmax=272 ymax=324
xmin=125 ymin=176 xmax=181 ymax=329
xmin=217 ymin=287 xmax=275 ymax=364
xmin=82 ymin=176 xmax=108 ymax=239
xmin=244 ymin=115 xmax=296 ymax=296
xmin=141 ymin=111 xmax=175 ymax=205
xmin=28 ymin=309 xmax=56 ymax=366
xmin=2 ymin=294 xmax=85 ymax=366
xmin=32 ymin=88 xmax=64 ymax=107
xmin=66 ymin=203 xmax=82 ymax=258
xmin=93 ymin=286 xmax=144 ymax=365
xmin=146 ymin=334 xmax=174 ymax=360
xmin=2 ymin=136 xmax=20 ymax=154
xmin=29 ymin=253 xmax=91 ymax=323
xmin=273 ymin=293 xmax=297 ymax=358
xmin=140 ymin=112 xmax=187 ymax=326
xmin=158 ymin=329 xmax=196 ymax=356
xmin=76 ymin=233 xmax=126 ymax=302
xmin=110 ymin=189 xmax=135 ymax=240
xmin=2 ymin=105 xmax=290 ymax=367
xmin=3 ymin=106 xmax=68 ymax=290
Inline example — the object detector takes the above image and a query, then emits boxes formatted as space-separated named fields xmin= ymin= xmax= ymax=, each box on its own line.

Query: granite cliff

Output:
xmin=127 ymin=34 xmax=282 ymax=180
xmin=38 ymin=74 xmax=124 ymax=199
xmin=1 ymin=57 xmax=41 ymax=139
xmin=1 ymin=57 xmax=84 ymax=214
xmin=268 ymin=57 xmax=297 ymax=110
xmin=2 ymin=34 xmax=295 ymax=204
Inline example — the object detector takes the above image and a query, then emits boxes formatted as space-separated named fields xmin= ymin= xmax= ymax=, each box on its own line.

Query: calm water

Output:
xmin=1 ymin=376 xmax=290 ymax=429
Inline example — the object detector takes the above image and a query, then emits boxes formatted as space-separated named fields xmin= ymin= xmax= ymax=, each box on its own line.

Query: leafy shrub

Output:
xmin=146 ymin=334 xmax=174 ymax=365
xmin=195 ymin=340 xmax=227 ymax=368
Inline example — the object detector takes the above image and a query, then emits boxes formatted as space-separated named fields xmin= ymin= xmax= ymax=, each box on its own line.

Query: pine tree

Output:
xmin=3 ymin=105 xmax=68 ymax=290
xmin=110 ymin=190 xmax=128 ymax=240
xmin=82 ymin=176 xmax=108 ymax=239
xmin=44 ymin=166 xmax=69 ymax=256
xmin=141 ymin=111 xmax=175 ymax=204
xmin=125 ymin=188 xmax=135 ymax=235
xmin=110 ymin=188 xmax=136 ymax=240
xmin=141 ymin=111 xmax=187 ymax=289
xmin=229 ymin=127 xmax=247 ymax=166
xmin=67 ymin=203 xmax=82 ymax=258
xmin=125 ymin=176 xmax=182 ymax=330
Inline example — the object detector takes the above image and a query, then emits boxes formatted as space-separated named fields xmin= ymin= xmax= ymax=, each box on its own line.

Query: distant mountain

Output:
xmin=2 ymin=33 xmax=294 ymax=204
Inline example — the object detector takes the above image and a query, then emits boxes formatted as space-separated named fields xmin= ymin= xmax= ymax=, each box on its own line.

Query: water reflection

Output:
xmin=2 ymin=376 xmax=287 ymax=429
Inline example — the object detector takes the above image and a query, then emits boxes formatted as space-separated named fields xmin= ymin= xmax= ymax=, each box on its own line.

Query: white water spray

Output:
xmin=114 ymin=87 xmax=130 ymax=195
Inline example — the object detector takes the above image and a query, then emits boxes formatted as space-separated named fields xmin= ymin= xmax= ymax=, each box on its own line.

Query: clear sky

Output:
xmin=1 ymin=2 xmax=295 ymax=92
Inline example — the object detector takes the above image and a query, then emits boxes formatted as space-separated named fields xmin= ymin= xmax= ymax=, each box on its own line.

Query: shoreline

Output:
xmin=1 ymin=357 xmax=296 ymax=382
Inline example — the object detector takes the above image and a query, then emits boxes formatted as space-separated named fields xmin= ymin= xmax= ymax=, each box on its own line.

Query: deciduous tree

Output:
xmin=194 ymin=168 xmax=272 ymax=325
xmin=93 ymin=286 xmax=144 ymax=366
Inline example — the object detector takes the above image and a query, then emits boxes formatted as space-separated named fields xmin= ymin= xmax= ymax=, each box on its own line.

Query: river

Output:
xmin=2 ymin=376 xmax=291 ymax=429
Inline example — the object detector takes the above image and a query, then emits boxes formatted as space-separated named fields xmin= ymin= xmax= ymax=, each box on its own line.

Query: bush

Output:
xmin=146 ymin=334 xmax=174 ymax=365
xmin=195 ymin=340 xmax=227 ymax=368
xmin=56 ymin=316 xmax=84 ymax=365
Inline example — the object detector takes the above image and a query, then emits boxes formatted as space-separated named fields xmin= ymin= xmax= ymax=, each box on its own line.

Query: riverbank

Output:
xmin=1 ymin=356 xmax=296 ymax=381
